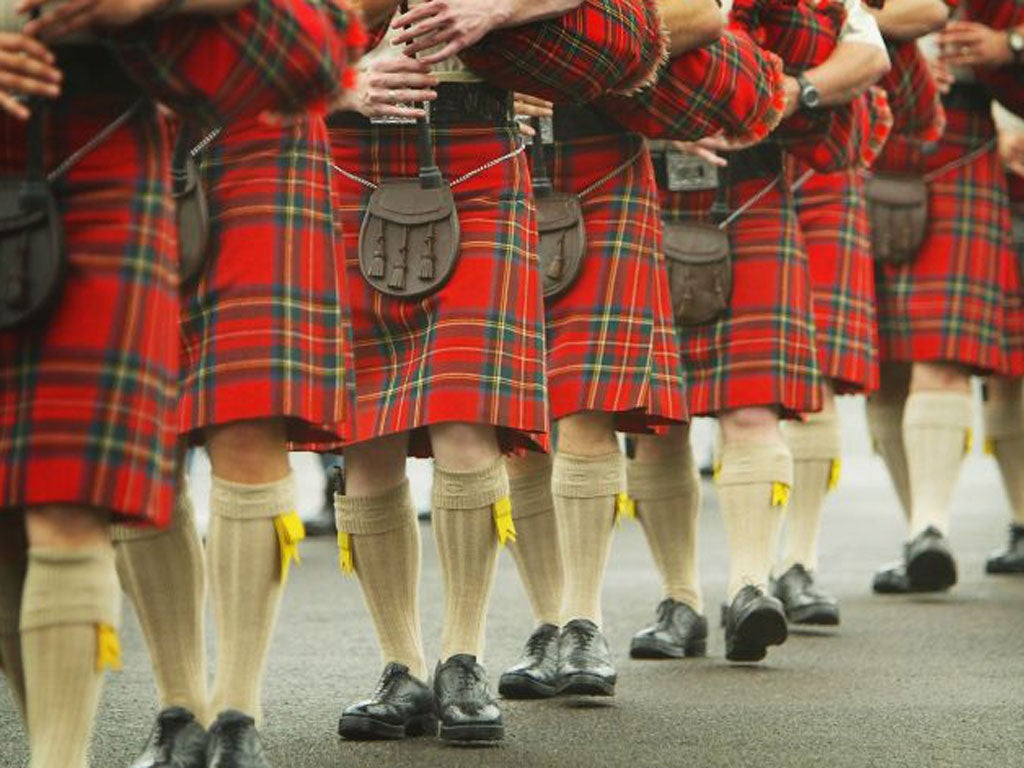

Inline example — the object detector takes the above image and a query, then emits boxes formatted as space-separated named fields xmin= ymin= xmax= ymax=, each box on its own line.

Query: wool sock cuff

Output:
xmin=112 ymin=481 xmax=196 ymax=543
xmin=552 ymin=451 xmax=624 ymax=499
xmin=866 ymin=397 xmax=905 ymax=444
xmin=983 ymin=395 xmax=1024 ymax=442
xmin=335 ymin=479 xmax=416 ymax=535
xmin=509 ymin=466 xmax=555 ymax=521
xmin=783 ymin=410 xmax=842 ymax=462
xmin=716 ymin=441 xmax=794 ymax=488
xmin=904 ymin=391 xmax=973 ymax=432
xmin=20 ymin=548 xmax=120 ymax=632
xmin=626 ymin=451 xmax=695 ymax=501
xmin=210 ymin=472 xmax=297 ymax=520
xmin=432 ymin=459 xmax=510 ymax=510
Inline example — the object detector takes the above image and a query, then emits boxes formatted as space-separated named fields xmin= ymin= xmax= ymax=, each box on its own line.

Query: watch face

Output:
xmin=803 ymin=87 xmax=821 ymax=109
xmin=1011 ymin=31 xmax=1024 ymax=53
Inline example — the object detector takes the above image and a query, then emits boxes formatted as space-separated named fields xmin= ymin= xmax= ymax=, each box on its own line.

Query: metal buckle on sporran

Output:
xmin=174 ymin=130 xmax=212 ymax=291
xmin=865 ymin=172 xmax=929 ymax=265
xmin=0 ymin=99 xmax=66 ymax=332
xmin=665 ymin=151 xmax=719 ymax=192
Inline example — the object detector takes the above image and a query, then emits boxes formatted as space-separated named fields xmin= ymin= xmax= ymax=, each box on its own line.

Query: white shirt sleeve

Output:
xmin=840 ymin=0 xmax=887 ymax=50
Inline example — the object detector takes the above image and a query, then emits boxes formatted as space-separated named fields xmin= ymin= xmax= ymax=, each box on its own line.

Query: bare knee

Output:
xmin=556 ymin=411 xmax=619 ymax=456
xmin=632 ymin=425 xmax=691 ymax=462
xmin=25 ymin=506 xmax=110 ymax=550
xmin=205 ymin=418 xmax=290 ymax=484
xmin=430 ymin=422 xmax=501 ymax=471
xmin=719 ymin=407 xmax=780 ymax=446
xmin=986 ymin=376 xmax=1022 ymax=404
xmin=911 ymin=362 xmax=971 ymax=394
xmin=343 ymin=433 xmax=410 ymax=496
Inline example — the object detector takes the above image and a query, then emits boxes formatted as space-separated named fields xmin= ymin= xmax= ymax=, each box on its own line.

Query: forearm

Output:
xmin=351 ymin=0 xmax=401 ymax=29
xmin=660 ymin=0 xmax=723 ymax=55
xmin=172 ymin=0 xmax=250 ymax=14
xmin=803 ymin=40 xmax=890 ymax=106
xmin=869 ymin=0 xmax=948 ymax=41
xmin=500 ymin=0 xmax=584 ymax=28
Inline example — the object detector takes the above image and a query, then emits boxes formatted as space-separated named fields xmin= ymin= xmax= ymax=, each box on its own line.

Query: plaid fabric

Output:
xmin=660 ymin=168 xmax=822 ymax=418
xmin=538 ymin=134 xmax=685 ymax=431
xmin=789 ymin=87 xmax=893 ymax=173
xmin=875 ymin=106 xmax=1017 ymax=373
xmin=597 ymin=29 xmax=787 ymax=144
xmin=328 ymin=123 xmax=548 ymax=457
xmin=110 ymin=0 xmax=362 ymax=132
xmin=729 ymin=0 xmax=845 ymax=149
xmin=181 ymin=114 xmax=353 ymax=446
xmin=0 ymin=99 xmax=179 ymax=525
xmin=1007 ymin=192 xmax=1024 ymax=374
xmin=878 ymin=40 xmax=946 ymax=144
xmin=788 ymin=160 xmax=879 ymax=393
xmin=966 ymin=0 xmax=1024 ymax=118
xmin=459 ymin=0 xmax=667 ymax=104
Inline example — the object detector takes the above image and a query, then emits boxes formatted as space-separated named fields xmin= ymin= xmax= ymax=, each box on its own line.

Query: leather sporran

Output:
xmin=0 ymin=103 xmax=66 ymax=332
xmin=662 ymin=221 xmax=732 ymax=327
xmin=865 ymin=173 xmax=928 ymax=265
xmin=359 ymin=178 xmax=460 ymax=299
xmin=537 ymin=191 xmax=586 ymax=299
xmin=174 ymin=145 xmax=210 ymax=290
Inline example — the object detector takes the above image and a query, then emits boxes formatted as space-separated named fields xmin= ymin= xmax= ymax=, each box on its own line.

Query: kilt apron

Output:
xmin=0 ymin=98 xmax=179 ymax=526
xmin=660 ymin=164 xmax=822 ymax=418
xmin=328 ymin=123 xmax=548 ymax=457
xmin=539 ymin=133 xmax=686 ymax=432
xmin=181 ymin=114 xmax=354 ymax=446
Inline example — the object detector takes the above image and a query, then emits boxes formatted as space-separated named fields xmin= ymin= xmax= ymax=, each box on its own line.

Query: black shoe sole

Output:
xmin=498 ymin=672 xmax=557 ymax=699
xmin=985 ymin=558 xmax=1024 ymax=574
xmin=906 ymin=547 xmax=957 ymax=592
xmin=726 ymin=605 xmax=788 ymax=662
xmin=338 ymin=713 xmax=436 ymax=741
xmin=438 ymin=723 xmax=504 ymax=744
xmin=629 ymin=637 xmax=707 ymax=659
xmin=872 ymin=575 xmax=910 ymax=594
xmin=556 ymin=672 xmax=616 ymax=697
xmin=787 ymin=603 xmax=840 ymax=627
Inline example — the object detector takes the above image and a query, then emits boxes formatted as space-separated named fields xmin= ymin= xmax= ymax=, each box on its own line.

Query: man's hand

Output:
xmin=513 ymin=93 xmax=552 ymax=138
xmin=1000 ymin=131 xmax=1024 ymax=179
xmin=0 ymin=32 xmax=60 ymax=120
xmin=926 ymin=56 xmax=954 ymax=94
xmin=390 ymin=0 xmax=514 ymax=64
xmin=782 ymin=75 xmax=801 ymax=118
xmin=331 ymin=54 xmax=438 ymax=119
xmin=19 ymin=0 xmax=166 ymax=40
xmin=671 ymin=133 xmax=763 ymax=167
xmin=939 ymin=21 xmax=1015 ymax=69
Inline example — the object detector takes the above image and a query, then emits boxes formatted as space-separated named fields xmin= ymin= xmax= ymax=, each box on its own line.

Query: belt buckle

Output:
xmin=539 ymin=115 xmax=555 ymax=146
xmin=665 ymin=150 xmax=719 ymax=192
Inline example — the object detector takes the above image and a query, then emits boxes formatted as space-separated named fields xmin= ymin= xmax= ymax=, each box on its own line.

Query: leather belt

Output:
xmin=726 ymin=142 xmax=783 ymax=185
xmin=55 ymin=45 xmax=141 ymax=99
xmin=942 ymin=82 xmax=993 ymax=113
xmin=550 ymin=104 xmax=626 ymax=143
xmin=328 ymin=82 xmax=513 ymax=129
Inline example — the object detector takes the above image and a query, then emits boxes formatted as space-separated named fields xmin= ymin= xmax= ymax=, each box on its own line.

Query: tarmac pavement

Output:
xmin=1 ymin=400 xmax=1023 ymax=768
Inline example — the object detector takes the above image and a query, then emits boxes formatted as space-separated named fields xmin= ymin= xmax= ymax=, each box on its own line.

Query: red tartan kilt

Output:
xmin=180 ymin=115 xmax=353 ymax=446
xmin=327 ymin=122 xmax=548 ymax=457
xmin=788 ymin=161 xmax=878 ymax=394
xmin=0 ymin=98 xmax=179 ymax=525
xmin=540 ymin=134 xmax=686 ymax=431
xmin=660 ymin=168 xmax=822 ymax=417
xmin=875 ymin=107 xmax=1016 ymax=373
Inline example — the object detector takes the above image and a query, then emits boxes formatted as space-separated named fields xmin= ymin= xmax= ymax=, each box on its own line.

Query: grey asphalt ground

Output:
xmin=2 ymin=400 xmax=1024 ymax=768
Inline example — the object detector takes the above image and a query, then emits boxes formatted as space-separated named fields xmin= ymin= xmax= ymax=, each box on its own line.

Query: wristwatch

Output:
xmin=796 ymin=73 xmax=821 ymax=110
xmin=1008 ymin=28 xmax=1024 ymax=64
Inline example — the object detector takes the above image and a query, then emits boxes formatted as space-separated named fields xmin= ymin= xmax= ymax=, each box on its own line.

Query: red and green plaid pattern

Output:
xmin=537 ymin=134 xmax=686 ymax=431
xmin=328 ymin=123 xmax=548 ymax=458
xmin=788 ymin=160 xmax=879 ymax=393
xmin=659 ymin=171 xmax=823 ymax=418
xmin=597 ymin=29 xmax=787 ymax=144
xmin=459 ymin=0 xmax=667 ymax=104
xmin=875 ymin=107 xmax=1017 ymax=374
xmin=878 ymin=40 xmax=946 ymax=143
xmin=181 ymin=114 xmax=354 ymax=447
xmin=789 ymin=87 xmax=893 ymax=172
xmin=0 ymin=99 xmax=179 ymax=526
xmin=966 ymin=0 xmax=1024 ymax=118
xmin=110 ymin=0 xmax=362 ymax=131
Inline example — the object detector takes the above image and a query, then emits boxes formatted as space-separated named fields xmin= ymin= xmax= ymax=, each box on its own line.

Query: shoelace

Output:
xmin=564 ymin=623 xmax=596 ymax=651
xmin=525 ymin=628 xmax=555 ymax=658
xmin=372 ymin=666 xmax=402 ymax=699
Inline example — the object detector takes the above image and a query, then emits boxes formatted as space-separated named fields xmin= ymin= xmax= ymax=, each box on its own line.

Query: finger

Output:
xmin=0 ymin=32 xmax=56 ymax=64
xmin=697 ymin=148 xmax=727 ymax=167
xmin=400 ymin=28 xmax=458 ymax=57
xmin=0 ymin=90 xmax=30 ymax=120
xmin=391 ymin=16 xmax=451 ymax=46
xmin=515 ymin=93 xmax=553 ymax=109
xmin=374 ymin=71 xmax=440 ymax=89
xmin=24 ymin=0 xmax=96 ymax=40
xmin=375 ymin=56 xmax=437 ymax=75
xmin=517 ymin=122 xmax=536 ymax=138
xmin=374 ymin=104 xmax=429 ymax=119
xmin=0 ymin=50 xmax=62 ymax=84
xmin=415 ymin=38 xmax=467 ymax=64
xmin=391 ymin=2 xmax=443 ymax=29
xmin=372 ymin=87 xmax=437 ymax=103
xmin=0 ymin=72 xmax=61 ymax=97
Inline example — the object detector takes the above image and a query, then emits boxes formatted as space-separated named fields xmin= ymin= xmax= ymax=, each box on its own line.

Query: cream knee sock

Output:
xmin=208 ymin=473 xmax=300 ymax=724
xmin=627 ymin=448 xmax=703 ymax=613
xmin=780 ymin=410 xmax=842 ymax=573
xmin=507 ymin=460 xmax=564 ymax=626
xmin=433 ymin=459 xmax=510 ymax=661
xmin=717 ymin=441 xmax=793 ymax=601
xmin=866 ymin=396 xmax=912 ymax=521
xmin=904 ymin=391 xmax=973 ymax=537
xmin=21 ymin=546 xmax=121 ymax=768
xmin=553 ymin=451 xmax=622 ymax=626
xmin=0 ymin=523 xmax=26 ymax=722
xmin=335 ymin=479 xmax=427 ymax=680
xmin=983 ymin=387 xmax=1024 ymax=526
xmin=113 ymin=483 xmax=207 ymax=720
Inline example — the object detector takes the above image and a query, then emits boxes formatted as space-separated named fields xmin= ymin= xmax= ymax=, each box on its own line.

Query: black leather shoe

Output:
xmin=905 ymin=526 xmax=957 ymax=592
xmin=499 ymin=623 xmax=560 ymax=699
xmin=338 ymin=662 xmax=436 ymax=740
xmin=555 ymin=618 xmax=616 ymax=696
xmin=205 ymin=710 xmax=270 ymax=768
xmin=630 ymin=599 xmax=708 ymax=659
xmin=985 ymin=524 xmax=1024 ymax=574
xmin=723 ymin=585 xmax=788 ymax=662
xmin=434 ymin=654 xmax=503 ymax=744
xmin=128 ymin=707 xmax=207 ymax=768
xmin=771 ymin=564 xmax=840 ymax=626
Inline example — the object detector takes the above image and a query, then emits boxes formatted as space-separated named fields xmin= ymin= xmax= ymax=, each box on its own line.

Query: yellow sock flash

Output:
xmin=828 ymin=459 xmax=842 ymax=492
xmin=274 ymin=512 xmax=306 ymax=583
xmin=771 ymin=481 xmax=791 ymax=507
xmin=493 ymin=496 xmax=516 ymax=546
xmin=96 ymin=624 xmax=122 ymax=672
xmin=338 ymin=531 xmax=355 ymax=575
xmin=964 ymin=429 xmax=974 ymax=457
xmin=984 ymin=437 xmax=996 ymax=456
xmin=615 ymin=492 xmax=636 ymax=526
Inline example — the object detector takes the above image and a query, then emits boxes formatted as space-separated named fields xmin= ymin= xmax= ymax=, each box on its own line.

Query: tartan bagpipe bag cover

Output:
xmin=458 ymin=0 xmax=667 ymax=104
xmin=965 ymin=0 xmax=1024 ymax=118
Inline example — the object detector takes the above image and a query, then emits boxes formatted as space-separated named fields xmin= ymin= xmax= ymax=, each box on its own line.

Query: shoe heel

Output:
xmin=685 ymin=639 xmax=707 ymax=658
